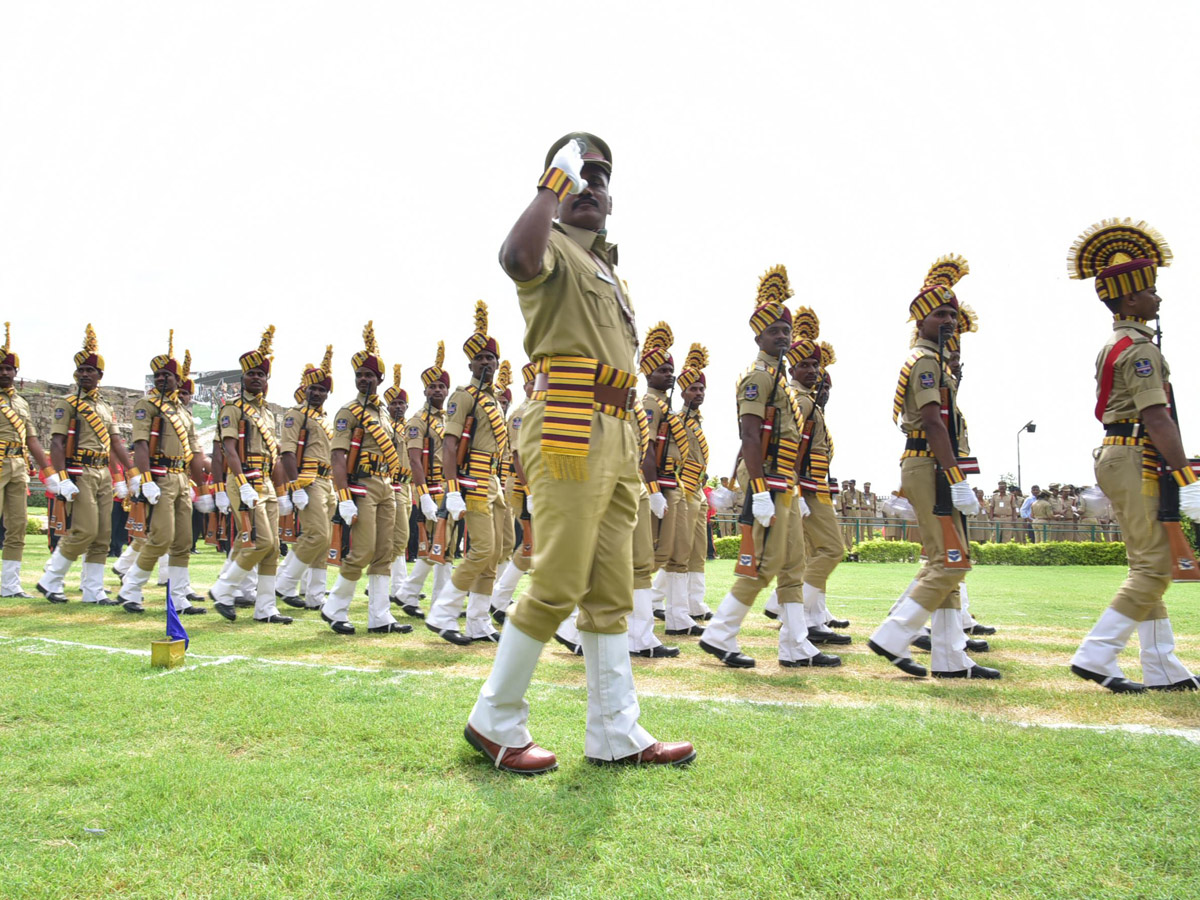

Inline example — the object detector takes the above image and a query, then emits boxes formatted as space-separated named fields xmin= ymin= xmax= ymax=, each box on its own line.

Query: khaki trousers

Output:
xmin=510 ymin=403 xmax=637 ymax=641
xmin=58 ymin=465 xmax=113 ymax=564
xmin=801 ymin=491 xmax=843 ymax=590
xmin=1032 ymin=519 xmax=1052 ymax=543
xmin=653 ymin=487 xmax=686 ymax=572
xmin=342 ymin=476 xmax=394 ymax=581
xmin=504 ymin=485 xmax=533 ymax=573
xmin=136 ymin=472 xmax=192 ymax=569
xmin=1097 ymin=445 xmax=1170 ymax=620
xmin=731 ymin=491 xmax=800 ymax=605
xmin=902 ymin=457 xmax=965 ymax=613
xmin=292 ymin=477 xmax=333 ymax=567
xmin=451 ymin=475 xmax=506 ymax=595
xmin=687 ymin=491 xmax=707 ymax=573
xmin=632 ymin=488 xmax=654 ymax=590
xmin=230 ymin=484 xmax=279 ymax=576
xmin=391 ymin=484 xmax=411 ymax=561
xmin=1 ymin=457 xmax=29 ymax=561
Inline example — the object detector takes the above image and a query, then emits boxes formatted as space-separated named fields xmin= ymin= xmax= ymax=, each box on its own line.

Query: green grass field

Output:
xmin=3 ymin=546 xmax=1199 ymax=899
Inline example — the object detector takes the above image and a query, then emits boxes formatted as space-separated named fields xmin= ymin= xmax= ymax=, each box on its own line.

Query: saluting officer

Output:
xmin=322 ymin=322 xmax=412 ymax=636
xmin=466 ymin=132 xmax=693 ymax=772
xmin=38 ymin=325 xmax=136 ymax=605
xmin=0 ymin=323 xmax=56 ymax=598
xmin=275 ymin=348 xmax=336 ymax=610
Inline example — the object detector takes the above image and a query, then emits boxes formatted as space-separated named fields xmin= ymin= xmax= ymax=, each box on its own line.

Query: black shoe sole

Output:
xmin=664 ymin=627 xmax=704 ymax=636
xmin=808 ymin=633 xmax=852 ymax=646
xmin=932 ymin=666 xmax=1001 ymax=680
xmin=37 ymin=583 xmax=68 ymax=603
xmin=552 ymin=635 xmax=583 ymax=655
xmin=867 ymin=640 xmax=927 ymax=677
xmin=1070 ymin=664 xmax=1145 ymax=693
xmin=780 ymin=654 xmax=842 ymax=668
xmin=426 ymin=622 xmax=472 ymax=645
xmin=698 ymin=640 xmax=755 ymax=668
xmin=632 ymin=646 xmax=681 ymax=658
xmin=368 ymin=624 xmax=415 ymax=634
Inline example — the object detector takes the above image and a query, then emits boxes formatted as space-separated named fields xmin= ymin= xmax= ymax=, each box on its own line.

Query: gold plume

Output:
xmin=392 ymin=363 xmax=403 ymax=391
xmin=496 ymin=360 xmax=512 ymax=392
xmin=642 ymin=321 xmax=674 ymax=354
xmin=791 ymin=306 xmax=820 ymax=342
xmin=182 ymin=350 xmax=192 ymax=379
xmin=258 ymin=324 xmax=275 ymax=356
xmin=321 ymin=344 xmax=333 ymax=373
xmin=167 ymin=328 xmax=174 ymax=358
xmin=363 ymin=320 xmax=379 ymax=354
xmin=435 ymin=340 xmax=445 ymax=369
xmin=755 ymin=265 xmax=793 ymax=307
xmin=925 ymin=254 xmax=970 ymax=289
xmin=1067 ymin=218 xmax=1172 ymax=279
xmin=819 ymin=341 xmax=836 ymax=368
xmin=683 ymin=343 xmax=708 ymax=371
xmin=957 ymin=304 xmax=979 ymax=335
xmin=2 ymin=322 xmax=9 ymax=354
xmin=83 ymin=323 xmax=98 ymax=353
xmin=473 ymin=300 xmax=489 ymax=335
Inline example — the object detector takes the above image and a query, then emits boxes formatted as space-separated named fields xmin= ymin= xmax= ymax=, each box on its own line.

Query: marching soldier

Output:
xmin=394 ymin=342 xmax=453 ymax=618
xmin=169 ymin=354 xmax=216 ymax=607
xmin=868 ymin=255 xmax=999 ymax=680
xmin=206 ymin=325 xmax=294 ymax=624
xmin=427 ymin=302 xmax=508 ymax=645
xmin=385 ymin=365 xmax=414 ymax=607
xmin=38 ymin=325 xmax=136 ymax=605
xmin=492 ymin=361 xmax=516 ymax=586
xmin=490 ymin=363 xmax=536 ymax=621
xmin=116 ymin=332 xmax=211 ymax=614
xmin=466 ymin=132 xmax=692 ymax=772
xmin=678 ymin=344 xmax=713 ymax=623
xmin=1068 ymin=218 xmax=1200 ymax=691
xmin=0 ymin=323 xmax=56 ymax=598
xmin=275 ymin=348 xmax=336 ymax=610
xmin=322 ymin=322 xmax=411 ymax=636
xmin=700 ymin=267 xmax=832 ymax=670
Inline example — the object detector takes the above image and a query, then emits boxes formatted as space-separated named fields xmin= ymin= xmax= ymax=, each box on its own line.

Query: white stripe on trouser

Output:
xmin=322 ymin=575 xmax=358 ymax=623
xmin=389 ymin=557 xmax=408 ymax=598
xmin=168 ymin=567 xmax=192 ymax=611
xmin=960 ymin=581 xmax=977 ymax=628
xmin=427 ymin=582 xmax=467 ymax=631
xmin=80 ymin=562 xmax=107 ymax=604
xmin=930 ymin=608 xmax=970 ymax=672
xmin=465 ymin=591 xmax=497 ymax=639
xmin=368 ymin=574 xmax=396 ymax=629
xmin=1 ymin=559 xmax=21 ymax=594
xmin=157 ymin=554 xmax=169 ymax=585
xmin=1138 ymin=618 xmax=1195 ymax=686
xmin=118 ymin=564 xmax=153 ymax=603
xmin=687 ymin=572 xmax=711 ymax=617
xmin=651 ymin=569 xmax=666 ymax=611
xmin=778 ymin=602 xmax=819 ymax=662
xmin=870 ymin=597 xmax=930 ymax=659
xmin=468 ymin=622 xmax=544 ymax=748
xmin=210 ymin=563 xmax=253 ymax=606
xmin=702 ymin=592 xmax=751 ymax=653
xmin=40 ymin=549 xmax=73 ymax=593
xmin=581 ymin=630 xmax=655 ymax=761
xmin=254 ymin=575 xmax=279 ymax=618
xmin=627 ymin=588 xmax=663 ymax=653
xmin=801 ymin=583 xmax=820 ymax=628
xmin=490 ymin=562 xmax=523 ymax=613
xmin=114 ymin=544 xmax=136 ymax=576
xmin=275 ymin=551 xmax=306 ymax=597
xmin=663 ymin=572 xmax=696 ymax=632
xmin=304 ymin=566 xmax=326 ymax=609
xmin=555 ymin=608 xmax=581 ymax=645
xmin=1072 ymin=607 xmax=1139 ymax=679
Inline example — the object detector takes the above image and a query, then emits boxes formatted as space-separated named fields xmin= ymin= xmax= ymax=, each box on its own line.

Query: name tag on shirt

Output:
xmin=594 ymin=269 xmax=616 ymax=286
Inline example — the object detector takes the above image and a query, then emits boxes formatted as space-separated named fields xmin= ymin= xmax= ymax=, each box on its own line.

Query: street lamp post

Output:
xmin=1016 ymin=420 xmax=1036 ymax=490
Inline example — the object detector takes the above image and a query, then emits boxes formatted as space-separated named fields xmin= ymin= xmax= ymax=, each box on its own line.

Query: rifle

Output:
xmin=519 ymin=489 xmax=533 ymax=559
xmin=455 ymin=363 xmax=491 ymax=468
xmin=279 ymin=404 xmax=309 ymax=545
xmin=416 ymin=413 xmax=434 ymax=559
xmin=48 ymin=384 xmax=83 ymax=546
xmin=1153 ymin=318 xmax=1200 ymax=582
xmin=653 ymin=381 xmax=676 ymax=470
xmin=127 ymin=394 xmax=163 ymax=540
xmin=205 ymin=436 xmax=226 ymax=548
xmin=734 ymin=352 xmax=785 ymax=578
xmin=328 ymin=424 xmax=364 ymax=566
xmin=935 ymin=331 xmax=972 ymax=570
xmin=428 ymin=494 xmax=450 ymax=564
xmin=234 ymin=418 xmax=255 ymax=550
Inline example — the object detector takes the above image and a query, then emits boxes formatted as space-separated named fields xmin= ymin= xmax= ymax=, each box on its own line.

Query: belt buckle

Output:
xmin=624 ymin=387 xmax=636 ymax=412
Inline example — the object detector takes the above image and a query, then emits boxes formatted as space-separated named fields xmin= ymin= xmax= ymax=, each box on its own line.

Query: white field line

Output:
xmin=2 ymin=633 xmax=1198 ymax=746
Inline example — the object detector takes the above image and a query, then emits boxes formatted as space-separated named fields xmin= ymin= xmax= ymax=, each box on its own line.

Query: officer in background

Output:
xmin=385 ymin=365 xmax=414 ymax=607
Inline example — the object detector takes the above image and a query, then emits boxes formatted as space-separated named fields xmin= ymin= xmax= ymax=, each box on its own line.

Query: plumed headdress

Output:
xmin=421 ymin=340 xmax=451 ymax=388
xmin=750 ymin=265 xmax=794 ymax=335
xmin=150 ymin=329 xmax=181 ymax=376
xmin=496 ymin=360 xmax=513 ymax=402
xmin=819 ymin=341 xmax=836 ymax=370
xmin=350 ymin=320 xmax=384 ymax=378
xmin=521 ymin=361 xmax=537 ymax=385
xmin=463 ymin=300 xmax=500 ymax=360
xmin=295 ymin=345 xmax=334 ymax=403
xmin=785 ymin=305 xmax=822 ymax=366
xmin=239 ymin=325 xmax=275 ymax=375
xmin=1068 ymin=218 xmax=1171 ymax=302
xmin=1 ymin=322 xmax=18 ymax=369
xmin=910 ymin=254 xmax=967 ymax=321
xmin=383 ymin=364 xmax=408 ymax=405
xmin=676 ymin=343 xmax=709 ymax=391
xmin=944 ymin=304 xmax=979 ymax=353
xmin=74 ymin=323 xmax=105 ymax=372
xmin=639 ymin=321 xmax=675 ymax=376
xmin=180 ymin=350 xmax=195 ymax=395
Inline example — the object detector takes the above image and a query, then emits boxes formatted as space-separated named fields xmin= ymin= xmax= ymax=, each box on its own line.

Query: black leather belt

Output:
xmin=1104 ymin=422 xmax=1141 ymax=438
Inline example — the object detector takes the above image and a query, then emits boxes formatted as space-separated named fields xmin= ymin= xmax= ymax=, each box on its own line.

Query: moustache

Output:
xmin=573 ymin=195 xmax=598 ymax=209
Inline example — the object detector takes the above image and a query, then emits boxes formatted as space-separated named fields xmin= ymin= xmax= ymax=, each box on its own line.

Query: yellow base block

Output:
xmin=150 ymin=639 xmax=186 ymax=669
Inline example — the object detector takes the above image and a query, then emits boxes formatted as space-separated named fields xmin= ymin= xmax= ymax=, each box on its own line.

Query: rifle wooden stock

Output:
xmin=654 ymin=418 xmax=669 ymax=468
xmin=47 ymin=496 xmax=69 ymax=548
xmin=126 ymin=413 xmax=161 ymax=538
xmin=428 ymin=512 xmax=449 ymax=564
xmin=456 ymin=417 xmax=475 ymax=468
xmin=126 ymin=501 xmax=149 ymax=539
xmin=733 ymin=491 xmax=761 ymax=578
xmin=417 ymin=520 xmax=430 ymax=559
xmin=933 ymin=466 xmax=971 ymax=570
xmin=236 ymin=508 xmax=255 ymax=549
xmin=204 ymin=511 xmax=219 ymax=545
xmin=760 ymin=406 xmax=777 ymax=462
xmin=1166 ymin=521 xmax=1200 ymax=582
xmin=279 ymin=511 xmax=298 ymax=543
xmin=520 ymin=498 xmax=533 ymax=559
xmin=328 ymin=518 xmax=350 ymax=566
xmin=1157 ymin=383 xmax=1200 ymax=582
xmin=346 ymin=426 xmax=364 ymax=476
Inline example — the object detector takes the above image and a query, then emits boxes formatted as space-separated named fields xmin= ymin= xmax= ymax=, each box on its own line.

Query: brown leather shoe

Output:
xmin=463 ymin=724 xmax=557 ymax=776
xmin=588 ymin=740 xmax=696 ymax=767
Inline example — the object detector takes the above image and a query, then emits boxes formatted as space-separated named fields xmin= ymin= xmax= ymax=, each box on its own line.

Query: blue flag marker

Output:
xmin=165 ymin=582 xmax=189 ymax=649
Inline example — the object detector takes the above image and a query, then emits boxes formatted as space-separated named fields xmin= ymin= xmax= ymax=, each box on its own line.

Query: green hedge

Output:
xmin=852 ymin=538 xmax=1127 ymax=566
xmin=713 ymin=535 xmax=740 ymax=560
xmin=27 ymin=490 xmax=49 ymax=509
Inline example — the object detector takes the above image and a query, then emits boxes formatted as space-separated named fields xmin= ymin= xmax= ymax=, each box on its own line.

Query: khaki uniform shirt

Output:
xmin=279 ymin=405 xmax=333 ymax=464
xmin=131 ymin=394 xmax=195 ymax=464
xmin=0 ymin=388 xmax=36 ymax=448
xmin=404 ymin=405 xmax=446 ymax=487
xmin=737 ymin=350 xmax=802 ymax=479
xmin=988 ymin=492 xmax=1016 ymax=520
xmin=332 ymin=393 xmax=395 ymax=476
xmin=515 ymin=222 xmax=638 ymax=372
xmin=1095 ymin=318 xmax=1169 ymax=422
xmin=218 ymin=392 xmax=279 ymax=484
xmin=1031 ymin=497 xmax=1053 ymax=520
xmin=898 ymin=339 xmax=949 ymax=434
xmin=444 ymin=380 xmax=504 ymax=454
xmin=177 ymin=404 xmax=203 ymax=458
xmin=642 ymin=387 xmax=686 ymax=475
xmin=51 ymin=389 xmax=119 ymax=457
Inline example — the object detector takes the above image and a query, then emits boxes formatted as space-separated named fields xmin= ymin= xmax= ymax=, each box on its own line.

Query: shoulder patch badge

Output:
xmin=513 ymin=416 xmax=522 ymax=429
xmin=54 ymin=408 xmax=64 ymax=420
xmin=918 ymin=372 xmax=936 ymax=388
xmin=284 ymin=415 xmax=294 ymax=428
xmin=220 ymin=414 xmax=230 ymax=428
xmin=447 ymin=401 xmax=457 ymax=417
xmin=1133 ymin=358 xmax=1154 ymax=378
xmin=336 ymin=417 xmax=349 ymax=431
xmin=407 ymin=425 xmax=420 ymax=439
xmin=135 ymin=409 xmax=147 ymax=420
xmin=744 ymin=383 xmax=759 ymax=401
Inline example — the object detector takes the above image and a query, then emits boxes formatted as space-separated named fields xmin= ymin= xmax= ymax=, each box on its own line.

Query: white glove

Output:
xmin=141 ymin=481 xmax=161 ymax=505
xmin=215 ymin=490 xmax=231 ymax=514
xmin=277 ymin=494 xmax=294 ymax=517
xmin=950 ymin=480 xmax=981 ymax=516
xmin=292 ymin=487 xmax=309 ymax=510
xmin=194 ymin=493 xmax=215 ymax=514
xmin=525 ymin=494 xmax=534 ymax=516
xmin=751 ymin=491 xmax=775 ymax=528
xmin=445 ymin=491 xmax=467 ymax=521
xmin=238 ymin=481 xmax=259 ymax=509
xmin=420 ymin=493 xmax=439 ymax=520
xmin=43 ymin=472 xmax=61 ymax=492
xmin=710 ymin=487 xmax=735 ymax=511
xmin=649 ymin=491 xmax=668 ymax=519
xmin=58 ymin=478 xmax=80 ymax=501
xmin=338 ymin=498 xmax=358 ymax=522
xmin=801 ymin=496 xmax=812 ymax=517
xmin=114 ymin=480 xmax=129 ymax=501
xmin=126 ymin=473 xmax=141 ymax=495
xmin=547 ymin=138 xmax=587 ymax=195
xmin=1180 ymin=482 xmax=1200 ymax=520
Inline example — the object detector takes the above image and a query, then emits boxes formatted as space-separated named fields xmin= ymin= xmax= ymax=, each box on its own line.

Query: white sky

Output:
xmin=3 ymin=1 xmax=1199 ymax=495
